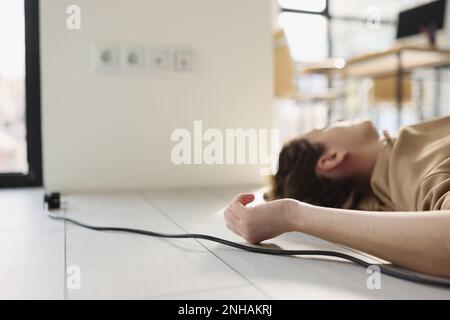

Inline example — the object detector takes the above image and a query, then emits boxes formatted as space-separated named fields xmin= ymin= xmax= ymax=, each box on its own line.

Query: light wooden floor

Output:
xmin=1 ymin=187 xmax=450 ymax=299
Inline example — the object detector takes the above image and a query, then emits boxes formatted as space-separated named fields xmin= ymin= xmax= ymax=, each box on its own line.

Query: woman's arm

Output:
xmin=224 ymin=194 xmax=450 ymax=278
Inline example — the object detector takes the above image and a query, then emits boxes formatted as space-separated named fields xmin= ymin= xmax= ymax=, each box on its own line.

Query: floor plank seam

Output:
xmin=333 ymin=243 xmax=386 ymax=264
xmin=139 ymin=192 xmax=273 ymax=299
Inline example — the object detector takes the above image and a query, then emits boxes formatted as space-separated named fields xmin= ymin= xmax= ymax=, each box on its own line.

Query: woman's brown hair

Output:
xmin=266 ymin=138 xmax=365 ymax=209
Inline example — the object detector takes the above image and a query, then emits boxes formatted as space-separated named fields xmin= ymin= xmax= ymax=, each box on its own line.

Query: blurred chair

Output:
xmin=274 ymin=30 xmax=345 ymax=127
xmin=369 ymin=74 xmax=421 ymax=123
xmin=372 ymin=75 xmax=412 ymax=104
xmin=274 ymin=30 xmax=298 ymax=98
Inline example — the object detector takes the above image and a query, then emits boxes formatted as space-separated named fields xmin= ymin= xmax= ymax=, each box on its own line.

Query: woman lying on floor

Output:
xmin=224 ymin=116 xmax=450 ymax=278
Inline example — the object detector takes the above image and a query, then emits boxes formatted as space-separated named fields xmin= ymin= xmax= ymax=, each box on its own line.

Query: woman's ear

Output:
xmin=316 ymin=150 xmax=348 ymax=172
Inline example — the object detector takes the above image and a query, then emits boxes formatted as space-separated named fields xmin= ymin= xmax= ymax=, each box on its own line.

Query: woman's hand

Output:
xmin=223 ymin=193 xmax=300 ymax=244
xmin=226 ymin=193 xmax=450 ymax=277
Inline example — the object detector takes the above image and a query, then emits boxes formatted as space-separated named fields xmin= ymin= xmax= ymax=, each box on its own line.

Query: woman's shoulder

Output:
xmin=371 ymin=116 xmax=450 ymax=211
xmin=400 ymin=115 xmax=450 ymax=136
xmin=417 ymin=160 xmax=450 ymax=211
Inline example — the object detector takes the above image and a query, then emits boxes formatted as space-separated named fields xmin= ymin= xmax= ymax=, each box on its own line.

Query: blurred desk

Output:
xmin=343 ymin=46 xmax=450 ymax=78
xmin=302 ymin=46 xmax=450 ymax=77
xmin=302 ymin=46 xmax=450 ymax=126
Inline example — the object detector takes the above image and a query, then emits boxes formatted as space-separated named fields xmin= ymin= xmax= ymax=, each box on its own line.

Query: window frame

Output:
xmin=0 ymin=0 xmax=42 ymax=188
xmin=278 ymin=0 xmax=328 ymax=13
xmin=278 ymin=0 xmax=395 ymax=58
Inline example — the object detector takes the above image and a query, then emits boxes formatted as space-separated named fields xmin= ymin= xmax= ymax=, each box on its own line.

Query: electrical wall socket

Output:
xmin=146 ymin=49 xmax=170 ymax=72
xmin=122 ymin=46 xmax=145 ymax=72
xmin=173 ymin=50 xmax=194 ymax=72
xmin=92 ymin=42 xmax=196 ymax=75
xmin=92 ymin=43 xmax=120 ymax=72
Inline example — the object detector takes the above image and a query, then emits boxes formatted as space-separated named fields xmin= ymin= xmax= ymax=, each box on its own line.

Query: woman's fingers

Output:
xmin=238 ymin=193 xmax=255 ymax=206
xmin=224 ymin=207 xmax=240 ymax=235
xmin=227 ymin=193 xmax=254 ymax=222
xmin=224 ymin=193 xmax=255 ymax=235
xmin=230 ymin=193 xmax=255 ymax=212
xmin=224 ymin=207 xmax=236 ymax=224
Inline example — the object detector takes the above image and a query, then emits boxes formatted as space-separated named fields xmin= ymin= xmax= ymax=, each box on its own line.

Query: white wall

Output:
xmin=40 ymin=0 xmax=274 ymax=191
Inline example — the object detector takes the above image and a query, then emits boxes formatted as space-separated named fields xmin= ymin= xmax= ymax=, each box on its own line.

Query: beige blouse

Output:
xmin=359 ymin=116 xmax=450 ymax=211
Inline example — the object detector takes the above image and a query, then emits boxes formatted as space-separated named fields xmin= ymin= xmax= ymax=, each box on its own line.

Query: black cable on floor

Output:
xmin=48 ymin=214 xmax=450 ymax=289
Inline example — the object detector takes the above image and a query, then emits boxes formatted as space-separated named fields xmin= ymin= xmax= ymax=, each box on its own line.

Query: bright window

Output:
xmin=0 ymin=0 xmax=27 ymax=174
xmin=278 ymin=12 xmax=328 ymax=62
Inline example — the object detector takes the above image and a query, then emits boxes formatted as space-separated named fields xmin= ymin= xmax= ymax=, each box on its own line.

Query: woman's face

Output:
xmin=303 ymin=119 xmax=379 ymax=150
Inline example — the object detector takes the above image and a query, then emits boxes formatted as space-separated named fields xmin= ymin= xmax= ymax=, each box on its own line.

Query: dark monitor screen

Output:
xmin=396 ymin=0 xmax=447 ymax=39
